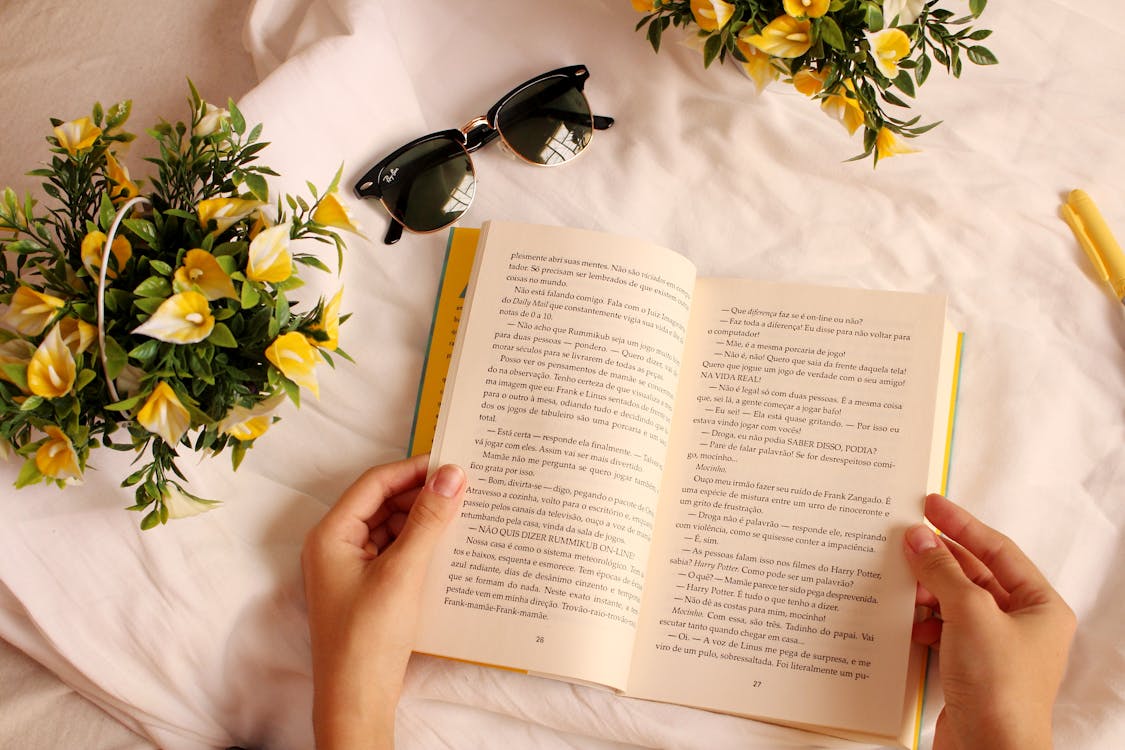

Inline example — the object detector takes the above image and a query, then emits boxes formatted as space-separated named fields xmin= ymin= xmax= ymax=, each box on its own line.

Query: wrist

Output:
xmin=313 ymin=685 xmax=396 ymax=750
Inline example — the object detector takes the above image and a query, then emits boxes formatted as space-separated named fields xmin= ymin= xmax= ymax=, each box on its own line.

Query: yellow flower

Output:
xmin=56 ymin=317 xmax=97 ymax=356
xmin=631 ymin=0 xmax=658 ymax=10
xmin=312 ymin=192 xmax=362 ymax=234
xmin=36 ymin=426 xmax=82 ymax=480
xmin=739 ymin=15 xmax=813 ymax=58
xmin=2 ymin=287 xmax=65 ymax=336
xmin=0 ymin=338 xmax=36 ymax=391
xmin=866 ymin=28 xmax=911 ymax=79
xmin=218 ymin=393 xmax=286 ymax=442
xmin=246 ymin=224 xmax=293 ymax=284
xmin=307 ymin=288 xmax=343 ymax=350
xmin=690 ymin=0 xmax=735 ymax=32
xmin=80 ymin=230 xmax=132 ymax=280
xmin=266 ymin=332 xmax=320 ymax=398
xmin=105 ymin=153 xmax=139 ymax=205
xmin=875 ymin=128 xmax=918 ymax=160
xmin=197 ymin=197 xmax=264 ymax=234
xmin=27 ymin=324 xmax=76 ymax=399
xmin=163 ymin=484 xmax=220 ymax=519
xmin=782 ymin=0 xmax=829 ymax=18
xmin=736 ymin=44 xmax=780 ymax=93
xmin=53 ymin=117 xmax=102 ymax=156
xmin=193 ymin=102 xmax=230 ymax=137
xmin=173 ymin=249 xmax=237 ymax=300
xmin=821 ymin=81 xmax=866 ymax=135
xmin=132 ymin=291 xmax=215 ymax=344
xmin=136 ymin=382 xmax=192 ymax=445
xmin=793 ymin=68 xmax=829 ymax=96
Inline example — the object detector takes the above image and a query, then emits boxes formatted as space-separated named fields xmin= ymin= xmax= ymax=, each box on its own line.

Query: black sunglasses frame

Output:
xmin=353 ymin=64 xmax=615 ymax=245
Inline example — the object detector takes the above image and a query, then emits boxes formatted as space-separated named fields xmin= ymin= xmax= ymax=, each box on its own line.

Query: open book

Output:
xmin=410 ymin=221 xmax=962 ymax=748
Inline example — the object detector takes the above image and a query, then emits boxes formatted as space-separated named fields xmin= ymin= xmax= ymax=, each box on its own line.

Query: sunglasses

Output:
xmin=353 ymin=64 xmax=615 ymax=245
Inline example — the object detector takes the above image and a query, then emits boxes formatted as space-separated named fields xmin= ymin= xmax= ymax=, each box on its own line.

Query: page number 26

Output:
xmin=536 ymin=636 xmax=545 ymax=644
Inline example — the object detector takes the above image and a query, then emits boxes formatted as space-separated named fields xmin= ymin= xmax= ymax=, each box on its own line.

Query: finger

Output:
xmin=941 ymin=534 xmax=1011 ymax=610
xmin=903 ymin=523 xmax=992 ymax=620
xmin=387 ymin=464 xmax=466 ymax=571
xmin=323 ymin=454 xmax=430 ymax=532
xmin=924 ymin=494 xmax=1052 ymax=598
xmin=911 ymin=616 xmax=943 ymax=648
xmin=915 ymin=581 xmax=939 ymax=609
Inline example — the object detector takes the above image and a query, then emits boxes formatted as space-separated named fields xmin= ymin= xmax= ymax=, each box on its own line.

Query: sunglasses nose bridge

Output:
xmin=460 ymin=116 xmax=500 ymax=153
xmin=460 ymin=116 xmax=490 ymax=135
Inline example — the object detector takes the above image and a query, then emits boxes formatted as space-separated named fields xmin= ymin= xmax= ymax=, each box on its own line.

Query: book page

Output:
xmin=416 ymin=221 xmax=697 ymax=689
xmin=628 ymin=278 xmax=947 ymax=740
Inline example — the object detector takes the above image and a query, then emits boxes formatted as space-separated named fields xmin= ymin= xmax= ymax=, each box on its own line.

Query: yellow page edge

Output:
xmin=911 ymin=329 xmax=964 ymax=750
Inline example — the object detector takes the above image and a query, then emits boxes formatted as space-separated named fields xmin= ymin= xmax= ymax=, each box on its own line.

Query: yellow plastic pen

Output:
xmin=1061 ymin=189 xmax=1125 ymax=304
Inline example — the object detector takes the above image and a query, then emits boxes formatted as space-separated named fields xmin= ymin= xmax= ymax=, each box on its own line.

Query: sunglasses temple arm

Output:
xmin=383 ymin=219 xmax=404 ymax=245
xmin=593 ymin=115 xmax=614 ymax=130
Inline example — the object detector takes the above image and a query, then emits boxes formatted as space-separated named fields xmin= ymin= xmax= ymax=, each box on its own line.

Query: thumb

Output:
xmin=903 ymin=524 xmax=980 ymax=616
xmin=391 ymin=464 xmax=466 ymax=568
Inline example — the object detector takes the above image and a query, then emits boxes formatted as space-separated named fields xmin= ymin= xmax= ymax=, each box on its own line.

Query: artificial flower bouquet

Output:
xmin=632 ymin=0 xmax=996 ymax=163
xmin=0 ymin=85 xmax=358 ymax=527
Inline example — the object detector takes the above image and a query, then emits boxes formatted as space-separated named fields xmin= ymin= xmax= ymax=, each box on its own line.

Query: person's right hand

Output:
xmin=903 ymin=494 xmax=1076 ymax=750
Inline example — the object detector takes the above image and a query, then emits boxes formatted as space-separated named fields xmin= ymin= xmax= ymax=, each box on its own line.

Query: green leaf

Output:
xmin=294 ymin=255 xmax=331 ymax=273
xmin=14 ymin=458 xmax=43 ymax=489
xmin=274 ymin=292 xmax=290 ymax=328
xmin=864 ymin=3 xmax=884 ymax=30
xmin=102 ymin=336 xmax=127 ymax=381
xmin=140 ymin=508 xmax=162 ymax=530
xmin=818 ymin=17 xmax=846 ymax=51
xmin=123 ymin=218 xmax=158 ymax=247
xmin=278 ymin=374 xmax=300 ymax=407
xmin=134 ymin=276 xmax=172 ymax=298
xmin=702 ymin=34 xmax=722 ymax=68
xmin=243 ymin=173 xmax=269 ymax=202
xmin=106 ymin=100 xmax=132 ymax=130
xmin=969 ymin=0 xmax=987 ymax=17
xmin=208 ymin=323 xmax=238 ymax=348
xmin=893 ymin=70 xmax=916 ymax=97
xmin=98 ymin=193 xmax=117 ymax=232
xmin=646 ymin=18 xmax=664 ymax=53
xmin=0 ymin=364 xmax=28 ymax=392
xmin=916 ymin=54 xmax=933 ymax=86
xmin=240 ymin=281 xmax=260 ymax=310
xmin=229 ymin=100 xmax=247 ymax=135
xmin=19 ymin=395 xmax=44 ymax=412
xmin=3 ymin=239 xmax=44 ymax=254
xmin=128 ymin=339 xmax=160 ymax=362
xmin=105 ymin=393 xmax=145 ymax=412
xmin=966 ymin=28 xmax=992 ymax=41
xmin=967 ymin=46 xmax=998 ymax=65
xmin=148 ymin=259 xmax=174 ymax=276
xmin=133 ymin=297 xmax=166 ymax=314
xmin=231 ymin=440 xmax=249 ymax=471
xmin=75 ymin=369 xmax=97 ymax=392
xmin=121 ymin=467 xmax=148 ymax=487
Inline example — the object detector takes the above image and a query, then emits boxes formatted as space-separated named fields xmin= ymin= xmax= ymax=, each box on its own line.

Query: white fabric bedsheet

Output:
xmin=1 ymin=0 xmax=1123 ymax=748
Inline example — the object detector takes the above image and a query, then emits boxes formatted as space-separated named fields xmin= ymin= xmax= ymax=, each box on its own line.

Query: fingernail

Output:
xmin=429 ymin=464 xmax=465 ymax=498
xmin=906 ymin=524 xmax=939 ymax=553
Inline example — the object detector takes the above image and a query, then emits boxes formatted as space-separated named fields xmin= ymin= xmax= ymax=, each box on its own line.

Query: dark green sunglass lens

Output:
xmin=380 ymin=138 xmax=475 ymax=232
xmin=496 ymin=77 xmax=593 ymax=165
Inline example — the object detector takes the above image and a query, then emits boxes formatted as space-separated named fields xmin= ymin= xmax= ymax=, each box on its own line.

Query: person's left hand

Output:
xmin=301 ymin=453 xmax=466 ymax=750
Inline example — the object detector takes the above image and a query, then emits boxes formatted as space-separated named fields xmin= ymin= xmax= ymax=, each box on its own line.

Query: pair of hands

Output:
xmin=302 ymin=457 xmax=1075 ymax=750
